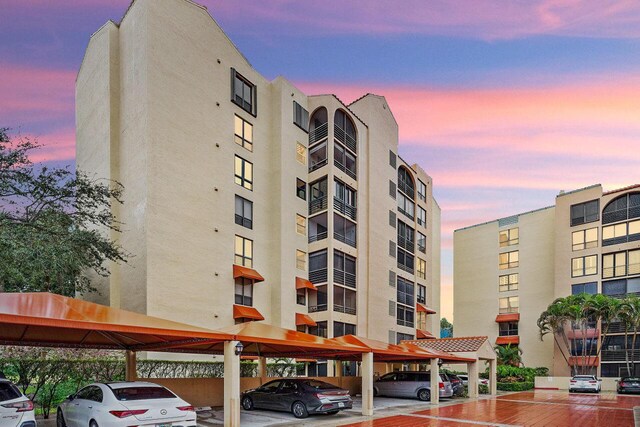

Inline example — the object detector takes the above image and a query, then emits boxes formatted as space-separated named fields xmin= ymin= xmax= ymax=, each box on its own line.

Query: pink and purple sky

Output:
xmin=2 ymin=0 xmax=640 ymax=320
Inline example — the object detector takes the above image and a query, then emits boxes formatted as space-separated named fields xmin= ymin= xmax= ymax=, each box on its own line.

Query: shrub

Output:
xmin=496 ymin=365 xmax=547 ymax=382
xmin=497 ymin=381 xmax=534 ymax=391
xmin=479 ymin=384 xmax=489 ymax=394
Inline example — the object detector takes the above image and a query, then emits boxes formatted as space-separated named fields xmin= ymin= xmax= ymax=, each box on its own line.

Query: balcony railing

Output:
xmin=604 ymin=322 xmax=640 ymax=334
xmin=309 ymin=196 xmax=328 ymax=215
xmin=417 ymin=243 xmax=426 ymax=253
xmin=397 ymin=319 xmax=415 ymax=328
xmin=334 ymin=269 xmax=356 ymax=288
xmin=334 ymin=231 xmax=357 ymax=248
xmin=397 ymin=262 xmax=414 ymax=275
xmin=309 ymin=122 xmax=328 ymax=145
xmin=308 ymin=231 xmax=327 ymax=243
xmin=309 ymin=304 xmax=328 ymax=313
xmin=309 ymin=158 xmax=328 ymax=173
xmin=309 ymin=268 xmax=328 ymax=284
xmin=398 ymin=236 xmax=415 ymax=253
xmin=398 ymin=206 xmax=414 ymax=221
xmin=334 ymin=198 xmax=357 ymax=221
xmin=398 ymin=180 xmax=414 ymax=198
xmin=334 ymin=124 xmax=357 ymax=153
xmin=334 ymin=304 xmax=357 ymax=315
xmin=334 ymin=159 xmax=357 ymax=180
xmin=602 ymin=349 xmax=640 ymax=362
xmin=603 ymin=233 xmax=640 ymax=246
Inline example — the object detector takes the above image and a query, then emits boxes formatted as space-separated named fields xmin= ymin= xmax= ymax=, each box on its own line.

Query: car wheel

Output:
xmin=291 ymin=401 xmax=308 ymax=419
xmin=56 ymin=409 xmax=66 ymax=427
xmin=241 ymin=396 xmax=254 ymax=410
xmin=326 ymin=410 xmax=339 ymax=415
xmin=417 ymin=388 xmax=431 ymax=402
xmin=90 ymin=420 xmax=99 ymax=427
xmin=373 ymin=388 xmax=378 ymax=397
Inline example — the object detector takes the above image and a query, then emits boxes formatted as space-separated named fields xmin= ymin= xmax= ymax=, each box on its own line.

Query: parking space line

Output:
xmin=495 ymin=397 xmax=633 ymax=411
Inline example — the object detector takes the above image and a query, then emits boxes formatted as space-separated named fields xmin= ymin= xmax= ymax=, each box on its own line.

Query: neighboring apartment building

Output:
xmin=76 ymin=0 xmax=441 ymax=369
xmin=454 ymin=184 xmax=640 ymax=376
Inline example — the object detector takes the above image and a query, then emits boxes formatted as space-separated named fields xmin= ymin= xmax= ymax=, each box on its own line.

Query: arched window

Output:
xmin=602 ymin=192 xmax=640 ymax=224
xmin=398 ymin=166 xmax=415 ymax=199
xmin=309 ymin=107 xmax=328 ymax=144
xmin=334 ymin=109 xmax=357 ymax=153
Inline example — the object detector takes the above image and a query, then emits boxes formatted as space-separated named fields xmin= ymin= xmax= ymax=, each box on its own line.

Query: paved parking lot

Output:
xmin=340 ymin=390 xmax=640 ymax=427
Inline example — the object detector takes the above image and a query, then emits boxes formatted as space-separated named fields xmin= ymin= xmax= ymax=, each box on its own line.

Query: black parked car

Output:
xmin=442 ymin=373 xmax=465 ymax=397
xmin=241 ymin=379 xmax=352 ymax=418
xmin=618 ymin=377 xmax=640 ymax=394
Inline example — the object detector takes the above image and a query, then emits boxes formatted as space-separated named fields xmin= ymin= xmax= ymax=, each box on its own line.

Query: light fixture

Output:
xmin=235 ymin=342 xmax=244 ymax=356
xmin=437 ymin=358 xmax=443 ymax=367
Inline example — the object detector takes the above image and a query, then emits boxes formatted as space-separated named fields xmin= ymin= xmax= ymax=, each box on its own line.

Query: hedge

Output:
xmin=497 ymin=381 xmax=534 ymax=391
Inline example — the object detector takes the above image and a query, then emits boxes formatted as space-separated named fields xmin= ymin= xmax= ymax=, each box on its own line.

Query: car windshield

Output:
xmin=0 ymin=383 xmax=21 ymax=402
xmin=574 ymin=376 xmax=595 ymax=380
xmin=301 ymin=380 xmax=337 ymax=390
xmin=111 ymin=386 xmax=176 ymax=401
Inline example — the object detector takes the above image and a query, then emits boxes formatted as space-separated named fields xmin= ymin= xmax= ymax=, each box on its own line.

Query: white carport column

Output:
xmin=467 ymin=361 xmax=479 ymax=399
xmin=489 ymin=358 xmax=497 ymax=396
xmin=430 ymin=359 xmax=440 ymax=405
xmin=125 ymin=350 xmax=137 ymax=381
xmin=257 ymin=356 xmax=267 ymax=381
xmin=361 ymin=352 xmax=374 ymax=416
xmin=224 ymin=341 xmax=241 ymax=427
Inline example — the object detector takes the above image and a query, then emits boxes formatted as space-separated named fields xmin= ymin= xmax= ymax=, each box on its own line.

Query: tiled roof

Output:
xmin=403 ymin=336 xmax=489 ymax=353
xmin=603 ymin=183 xmax=640 ymax=195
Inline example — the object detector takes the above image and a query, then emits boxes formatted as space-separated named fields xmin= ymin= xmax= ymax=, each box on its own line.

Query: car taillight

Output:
xmin=439 ymin=382 xmax=444 ymax=389
xmin=570 ymin=380 xmax=576 ymax=383
xmin=177 ymin=405 xmax=194 ymax=411
xmin=1 ymin=400 xmax=34 ymax=412
xmin=620 ymin=382 xmax=627 ymax=387
xmin=109 ymin=410 xmax=148 ymax=418
xmin=589 ymin=381 xmax=597 ymax=384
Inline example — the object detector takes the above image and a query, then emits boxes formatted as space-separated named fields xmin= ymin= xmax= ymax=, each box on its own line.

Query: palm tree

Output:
xmin=494 ymin=344 xmax=523 ymax=367
xmin=619 ymin=295 xmax=640 ymax=376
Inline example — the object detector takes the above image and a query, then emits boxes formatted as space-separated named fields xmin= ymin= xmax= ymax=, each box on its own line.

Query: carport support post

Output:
xmin=361 ymin=352 xmax=374 ymax=416
xmin=336 ymin=360 xmax=343 ymax=377
xmin=224 ymin=341 xmax=241 ymax=427
xmin=430 ymin=359 xmax=439 ymax=405
xmin=489 ymin=359 xmax=497 ymax=396
xmin=257 ymin=356 xmax=267 ymax=381
xmin=125 ymin=350 xmax=137 ymax=381
xmin=467 ymin=361 xmax=478 ymax=399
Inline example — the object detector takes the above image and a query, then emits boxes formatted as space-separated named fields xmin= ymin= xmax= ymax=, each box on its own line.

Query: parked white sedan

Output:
xmin=569 ymin=375 xmax=601 ymax=393
xmin=57 ymin=382 xmax=196 ymax=427
xmin=0 ymin=379 xmax=36 ymax=427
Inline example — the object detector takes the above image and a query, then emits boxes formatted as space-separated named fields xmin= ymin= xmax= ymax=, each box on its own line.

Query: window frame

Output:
xmin=499 ymin=227 xmax=519 ymax=247
xmin=572 ymin=227 xmax=598 ymax=251
xmin=499 ymin=296 xmax=519 ymax=314
xmin=296 ymin=178 xmax=307 ymax=200
xmin=234 ymin=195 xmax=253 ymax=229
xmin=231 ymin=68 xmax=256 ymax=115
xmin=234 ymin=156 xmax=253 ymax=191
xmin=234 ymin=235 xmax=253 ymax=267
xmin=293 ymin=101 xmax=309 ymax=132
xmin=417 ymin=206 xmax=426 ymax=227
xmin=571 ymin=254 xmax=598 ymax=278
xmin=499 ymin=250 xmax=519 ymax=270
xmin=296 ymin=214 xmax=306 ymax=236
xmin=235 ymin=277 xmax=254 ymax=306
xmin=296 ymin=249 xmax=307 ymax=271
xmin=570 ymin=199 xmax=599 ymax=226
xmin=499 ymin=273 xmax=518 ymax=292
xmin=417 ymin=180 xmax=427 ymax=202
xmin=416 ymin=258 xmax=426 ymax=280
xmin=234 ymin=115 xmax=253 ymax=151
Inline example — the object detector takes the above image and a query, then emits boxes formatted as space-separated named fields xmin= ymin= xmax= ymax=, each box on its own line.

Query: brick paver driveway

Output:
xmin=340 ymin=390 xmax=638 ymax=427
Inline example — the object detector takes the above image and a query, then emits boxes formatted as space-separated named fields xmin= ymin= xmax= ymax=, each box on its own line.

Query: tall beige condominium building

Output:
xmin=76 ymin=0 xmax=441 ymax=367
xmin=454 ymin=184 xmax=640 ymax=377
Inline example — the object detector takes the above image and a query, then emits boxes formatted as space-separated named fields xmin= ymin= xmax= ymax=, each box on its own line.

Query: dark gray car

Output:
xmin=241 ymin=379 xmax=352 ymax=418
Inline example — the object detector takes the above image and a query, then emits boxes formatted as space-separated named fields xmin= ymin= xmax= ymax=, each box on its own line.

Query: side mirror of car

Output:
xmin=68 ymin=394 xmax=75 ymax=401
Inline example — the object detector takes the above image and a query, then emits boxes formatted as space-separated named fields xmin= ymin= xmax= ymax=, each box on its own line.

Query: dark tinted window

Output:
xmin=570 ymin=200 xmax=599 ymax=226
xmin=75 ymin=387 xmax=94 ymax=400
xmin=379 ymin=373 xmax=396 ymax=382
xmin=279 ymin=381 xmax=298 ymax=392
xmin=416 ymin=373 xmax=429 ymax=381
xmin=112 ymin=386 xmax=176 ymax=401
xmin=259 ymin=381 xmax=282 ymax=393
xmin=301 ymin=380 xmax=337 ymax=390
xmin=0 ymin=383 xmax=21 ymax=402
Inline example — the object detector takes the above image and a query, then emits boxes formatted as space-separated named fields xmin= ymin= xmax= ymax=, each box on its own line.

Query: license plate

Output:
xmin=338 ymin=402 xmax=345 ymax=408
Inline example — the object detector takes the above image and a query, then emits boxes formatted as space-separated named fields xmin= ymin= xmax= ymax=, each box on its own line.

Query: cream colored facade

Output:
xmin=454 ymin=184 xmax=640 ymax=376
xmin=76 ymin=0 xmax=441 ymax=358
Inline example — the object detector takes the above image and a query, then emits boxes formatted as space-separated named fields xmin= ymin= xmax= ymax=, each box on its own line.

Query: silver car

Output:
xmin=373 ymin=371 xmax=453 ymax=401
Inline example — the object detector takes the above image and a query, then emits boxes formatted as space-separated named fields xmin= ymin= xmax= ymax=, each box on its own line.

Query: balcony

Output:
xmin=334 ymin=231 xmax=357 ymax=248
xmin=334 ymin=269 xmax=356 ymax=288
xmin=309 ymin=196 xmax=328 ymax=215
xmin=334 ymin=124 xmax=357 ymax=153
xmin=309 ymin=304 xmax=328 ymax=313
xmin=334 ymin=159 xmax=357 ymax=180
xmin=398 ymin=235 xmax=415 ymax=253
xmin=308 ymin=232 xmax=327 ymax=243
xmin=398 ymin=180 xmax=414 ymax=198
xmin=309 ymin=122 xmax=328 ymax=145
xmin=334 ymin=304 xmax=357 ymax=315
xmin=309 ymin=268 xmax=328 ymax=284
xmin=334 ymin=198 xmax=357 ymax=221
xmin=602 ymin=349 xmax=640 ymax=362
xmin=397 ymin=262 xmax=414 ymax=275
xmin=309 ymin=158 xmax=327 ymax=173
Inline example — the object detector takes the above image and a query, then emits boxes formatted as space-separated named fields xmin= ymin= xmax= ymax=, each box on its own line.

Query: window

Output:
xmin=603 ymin=277 xmax=640 ymax=297
xmin=396 ymin=333 xmax=414 ymax=344
xmin=603 ymin=250 xmax=640 ymax=278
xmin=309 ymin=285 xmax=328 ymax=312
xmin=397 ymin=248 xmax=414 ymax=273
xmin=572 ymin=255 xmax=597 ymax=277
xmin=499 ymin=322 xmax=518 ymax=336
xmin=397 ymin=305 xmax=414 ymax=327
xmin=499 ymin=228 xmax=519 ymax=247
xmin=309 ymin=141 xmax=328 ymax=173
xmin=417 ymin=232 xmax=426 ymax=253
xmin=499 ymin=251 xmax=519 ymax=269
xmin=235 ymin=196 xmax=253 ymax=229
xmin=234 ymin=115 xmax=253 ymax=151
xmin=296 ymin=178 xmax=306 ymax=200
xmin=397 ymin=193 xmax=415 ymax=220
xmin=296 ymin=250 xmax=306 ymax=270
xmin=417 ymin=310 xmax=427 ymax=330
xmin=334 ymin=321 xmax=356 ymax=337
xmin=418 ymin=180 xmax=427 ymax=202
xmin=572 ymin=282 xmax=597 ymax=295
xmin=499 ymin=296 xmax=519 ymax=314
xmin=572 ymin=227 xmax=598 ymax=250
xmin=234 ymin=235 xmax=253 ymax=267
xmin=297 ymin=287 xmax=306 ymax=305
xmin=309 ymin=321 xmax=327 ymax=338
xmin=389 ymin=151 xmax=397 ymax=168
xmin=293 ymin=101 xmax=309 ymax=131
xmin=308 ymin=213 xmax=327 ymax=242
xmin=570 ymin=199 xmax=599 ymax=226
xmin=231 ymin=68 xmax=256 ymax=115
xmin=309 ymin=249 xmax=328 ymax=284
xmin=603 ymin=220 xmax=640 ymax=246
xmin=398 ymin=167 xmax=415 ymax=199
xmin=417 ymin=284 xmax=426 ymax=304
xmin=333 ymin=285 xmax=356 ymax=315
xmin=296 ymin=214 xmax=306 ymax=235
xmin=235 ymin=278 xmax=253 ymax=306
xmin=296 ymin=142 xmax=306 ymax=165
xmin=334 ymin=213 xmax=357 ymax=248
xmin=417 ymin=258 xmax=426 ymax=279
xmin=334 ymin=110 xmax=357 ymax=152
xmin=334 ymin=250 xmax=356 ymax=288
xmin=334 ymin=180 xmax=357 ymax=220
xmin=397 ymin=221 xmax=415 ymax=253
xmin=334 ymin=142 xmax=356 ymax=179
xmin=309 ymin=177 xmax=328 ymax=214
xmin=397 ymin=276 xmax=415 ymax=306
xmin=499 ymin=273 xmax=518 ymax=292
xmin=417 ymin=207 xmax=426 ymax=227
xmin=234 ymin=156 xmax=253 ymax=190
xmin=602 ymin=193 xmax=640 ymax=224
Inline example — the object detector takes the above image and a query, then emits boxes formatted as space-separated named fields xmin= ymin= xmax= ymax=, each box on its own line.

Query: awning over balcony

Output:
xmin=416 ymin=329 xmax=436 ymax=339
xmin=495 ymin=313 xmax=520 ymax=323
xmin=568 ymin=356 xmax=599 ymax=367
xmin=233 ymin=265 xmax=265 ymax=282
xmin=232 ymin=304 xmax=265 ymax=321
xmin=496 ymin=336 xmax=519 ymax=345
xmin=416 ymin=303 xmax=437 ymax=314
xmin=295 ymin=313 xmax=317 ymax=327
xmin=296 ymin=277 xmax=317 ymax=291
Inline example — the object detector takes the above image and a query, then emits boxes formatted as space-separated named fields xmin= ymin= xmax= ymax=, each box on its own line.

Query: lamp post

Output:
xmin=235 ymin=341 xmax=244 ymax=356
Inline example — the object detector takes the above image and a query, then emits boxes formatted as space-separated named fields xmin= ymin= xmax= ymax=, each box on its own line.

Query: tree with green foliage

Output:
xmin=440 ymin=317 xmax=453 ymax=338
xmin=494 ymin=344 xmax=522 ymax=367
xmin=0 ymin=127 xmax=127 ymax=296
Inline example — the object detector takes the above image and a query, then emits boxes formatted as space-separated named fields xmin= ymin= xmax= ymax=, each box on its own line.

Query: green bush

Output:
xmin=479 ymin=384 xmax=489 ymax=394
xmin=496 ymin=365 xmax=546 ymax=382
xmin=497 ymin=381 xmax=534 ymax=391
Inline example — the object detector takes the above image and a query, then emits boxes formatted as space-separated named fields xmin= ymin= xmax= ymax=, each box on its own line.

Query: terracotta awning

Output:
xmin=416 ymin=303 xmax=436 ymax=314
xmin=495 ymin=313 xmax=520 ymax=323
xmin=296 ymin=313 xmax=317 ymax=327
xmin=416 ymin=329 xmax=436 ymax=339
xmin=232 ymin=305 xmax=265 ymax=321
xmin=496 ymin=335 xmax=519 ymax=345
xmin=296 ymin=277 xmax=317 ymax=291
xmin=568 ymin=356 xmax=599 ymax=367
xmin=233 ymin=264 xmax=265 ymax=282
xmin=295 ymin=358 xmax=317 ymax=363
